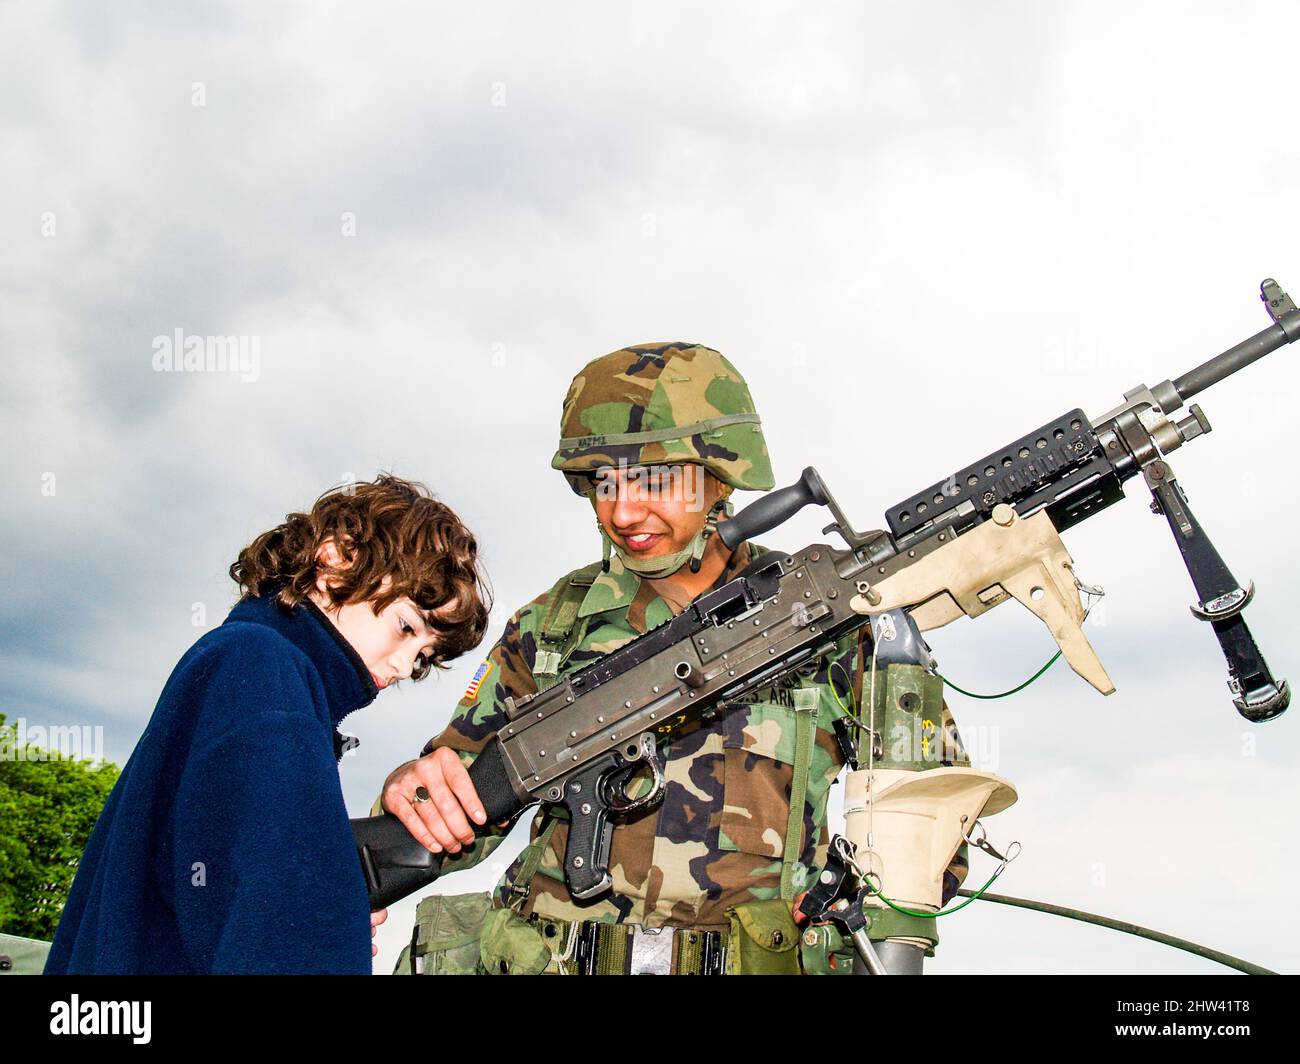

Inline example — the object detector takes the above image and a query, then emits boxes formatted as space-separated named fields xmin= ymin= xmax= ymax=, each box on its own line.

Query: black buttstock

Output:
xmin=351 ymin=812 xmax=446 ymax=911
xmin=718 ymin=466 xmax=829 ymax=549
xmin=351 ymin=733 xmax=530 ymax=909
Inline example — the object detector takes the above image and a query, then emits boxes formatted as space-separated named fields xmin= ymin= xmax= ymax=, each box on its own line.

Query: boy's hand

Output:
xmin=371 ymin=908 xmax=387 ymax=957
xmin=381 ymin=747 xmax=490 ymax=855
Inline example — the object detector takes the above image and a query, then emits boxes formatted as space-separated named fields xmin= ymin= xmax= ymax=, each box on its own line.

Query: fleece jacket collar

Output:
xmin=223 ymin=586 xmax=379 ymax=727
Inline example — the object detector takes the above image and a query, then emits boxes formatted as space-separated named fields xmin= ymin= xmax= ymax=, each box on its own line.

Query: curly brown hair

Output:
xmin=228 ymin=474 xmax=492 ymax=679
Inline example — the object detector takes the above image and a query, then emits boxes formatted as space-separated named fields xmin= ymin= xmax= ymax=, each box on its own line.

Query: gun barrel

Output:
xmin=1175 ymin=322 xmax=1294 ymax=402
xmin=1172 ymin=278 xmax=1300 ymax=403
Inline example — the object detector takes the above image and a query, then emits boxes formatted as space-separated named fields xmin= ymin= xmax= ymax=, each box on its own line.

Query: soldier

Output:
xmin=377 ymin=342 xmax=969 ymax=974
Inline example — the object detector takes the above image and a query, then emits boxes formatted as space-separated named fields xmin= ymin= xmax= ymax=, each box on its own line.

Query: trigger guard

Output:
xmin=605 ymin=734 xmax=664 ymax=815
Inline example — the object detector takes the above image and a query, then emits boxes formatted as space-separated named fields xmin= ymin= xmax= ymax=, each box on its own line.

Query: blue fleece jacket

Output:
xmin=44 ymin=586 xmax=380 ymax=974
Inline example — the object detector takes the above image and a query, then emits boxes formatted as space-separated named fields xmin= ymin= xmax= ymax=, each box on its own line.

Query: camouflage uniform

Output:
xmin=397 ymin=343 xmax=970 ymax=944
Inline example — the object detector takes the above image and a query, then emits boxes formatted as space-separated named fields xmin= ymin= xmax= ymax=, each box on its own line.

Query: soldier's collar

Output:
xmin=576 ymin=540 xmax=759 ymax=619
xmin=576 ymin=551 xmax=642 ymax=618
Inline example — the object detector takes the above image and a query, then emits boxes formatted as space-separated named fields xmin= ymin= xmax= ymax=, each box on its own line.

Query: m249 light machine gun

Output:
xmin=354 ymin=280 xmax=1295 ymax=969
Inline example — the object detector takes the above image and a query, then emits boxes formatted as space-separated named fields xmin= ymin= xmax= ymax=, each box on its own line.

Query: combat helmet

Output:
xmin=552 ymin=342 xmax=775 ymax=492
xmin=551 ymin=342 xmax=775 ymax=576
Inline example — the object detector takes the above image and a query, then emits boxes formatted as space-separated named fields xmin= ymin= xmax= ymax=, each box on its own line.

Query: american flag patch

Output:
xmin=463 ymin=661 xmax=492 ymax=702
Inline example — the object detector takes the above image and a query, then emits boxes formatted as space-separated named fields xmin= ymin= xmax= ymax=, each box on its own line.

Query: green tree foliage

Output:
xmin=0 ymin=713 xmax=120 ymax=939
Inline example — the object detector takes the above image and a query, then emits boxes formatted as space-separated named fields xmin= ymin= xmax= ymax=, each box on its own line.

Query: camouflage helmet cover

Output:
xmin=551 ymin=342 xmax=775 ymax=494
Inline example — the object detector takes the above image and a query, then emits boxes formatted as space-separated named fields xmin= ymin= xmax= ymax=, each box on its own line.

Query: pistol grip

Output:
xmin=557 ymin=755 xmax=619 ymax=899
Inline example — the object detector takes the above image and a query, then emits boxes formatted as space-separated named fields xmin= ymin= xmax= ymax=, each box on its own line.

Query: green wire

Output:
xmin=939 ymin=649 xmax=1062 ymax=699
xmin=829 ymin=627 xmax=1065 ymax=705
xmin=827 ymin=658 xmax=871 ymax=757
xmin=953 ymin=890 xmax=1277 ymax=975
xmin=862 ymin=867 xmax=1003 ymax=919
xmin=843 ymin=884 xmax=1275 ymax=973
xmin=828 ymin=658 xmax=858 ymax=719
xmin=938 ymin=597 xmax=1101 ymax=699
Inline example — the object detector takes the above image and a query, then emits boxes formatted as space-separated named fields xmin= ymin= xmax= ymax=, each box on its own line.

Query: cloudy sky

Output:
xmin=2 ymin=0 xmax=1296 ymax=974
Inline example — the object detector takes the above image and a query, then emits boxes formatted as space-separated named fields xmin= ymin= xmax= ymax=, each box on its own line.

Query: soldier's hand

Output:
xmin=371 ymin=907 xmax=387 ymax=958
xmin=381 ymin=747 xmax=487 ymax=854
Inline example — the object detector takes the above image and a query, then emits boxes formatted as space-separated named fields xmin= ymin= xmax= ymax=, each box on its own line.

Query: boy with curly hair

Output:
xmin=44 ymin=475 xmax=491 ymax=974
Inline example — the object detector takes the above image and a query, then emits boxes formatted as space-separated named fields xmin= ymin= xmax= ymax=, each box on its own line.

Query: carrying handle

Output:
xmin=718 ymin=467 xmax=829 ymax=550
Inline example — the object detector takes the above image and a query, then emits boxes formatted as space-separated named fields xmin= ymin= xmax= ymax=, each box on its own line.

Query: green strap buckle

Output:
xmin=533 ymin=649 xmax=562 ymax=676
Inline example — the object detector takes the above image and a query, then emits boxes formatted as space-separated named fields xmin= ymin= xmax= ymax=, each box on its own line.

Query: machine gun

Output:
xmin=353 ymin=279 xmax=1296 ymax=912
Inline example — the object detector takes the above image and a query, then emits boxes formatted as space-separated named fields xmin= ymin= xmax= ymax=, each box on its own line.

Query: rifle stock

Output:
xmin=353 ymin=736 xmax=528 ymax=909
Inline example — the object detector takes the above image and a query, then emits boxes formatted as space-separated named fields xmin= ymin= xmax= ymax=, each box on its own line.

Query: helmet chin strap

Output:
xmin=687 ymin=493 xmax=735 ymax=574
xmin=598 ymin=490 xmax=735 ymax=578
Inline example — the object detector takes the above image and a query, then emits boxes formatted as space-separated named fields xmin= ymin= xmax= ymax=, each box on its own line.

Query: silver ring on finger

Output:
xmin=412 ymin=785 xmax=431 ymax=805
